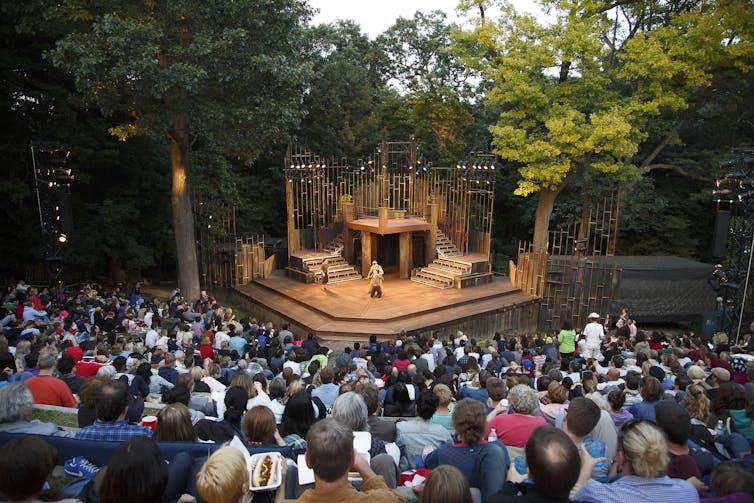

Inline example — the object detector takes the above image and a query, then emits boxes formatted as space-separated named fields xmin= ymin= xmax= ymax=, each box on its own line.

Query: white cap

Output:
xmin=588 ymin=312 xmax=600 ymax=320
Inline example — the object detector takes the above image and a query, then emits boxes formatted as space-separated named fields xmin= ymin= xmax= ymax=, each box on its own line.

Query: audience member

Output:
xmin=75 ymin=380 xmax=152 ymax=441
xmin=283 ymin=418 xmax=403 ymax=502
xmin=573 ymin=420 xmax=699 ymax=502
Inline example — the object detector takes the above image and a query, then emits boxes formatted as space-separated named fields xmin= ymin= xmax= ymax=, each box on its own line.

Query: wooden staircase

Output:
xmin=436 ymin=230 xmax=463 ymax=258
xmin=411 ymin=257 xmax=473 ymax=289
xmin=301 ymin=237 xmax=361 ymax=284
xmin=306 ymin=255 xmax=362 ymax=284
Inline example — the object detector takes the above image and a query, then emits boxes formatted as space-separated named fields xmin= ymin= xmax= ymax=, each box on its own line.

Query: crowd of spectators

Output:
xmin=0 ymin=282 xmax=753 ymax=502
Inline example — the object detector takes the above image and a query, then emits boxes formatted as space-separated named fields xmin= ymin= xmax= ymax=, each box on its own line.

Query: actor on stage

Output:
xmin=321 ymin=259 xmax=329 ymax=292
xmin=368 ymin=260 xmax=384 ymax=298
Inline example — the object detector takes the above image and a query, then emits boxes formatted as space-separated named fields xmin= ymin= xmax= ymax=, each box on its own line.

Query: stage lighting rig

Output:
xmin=710 ymin=147 xmax=754 ymax=343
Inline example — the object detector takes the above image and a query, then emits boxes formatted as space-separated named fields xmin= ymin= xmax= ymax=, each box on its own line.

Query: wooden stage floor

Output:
xmin=232 ymin=270 xmax=538 ymax=340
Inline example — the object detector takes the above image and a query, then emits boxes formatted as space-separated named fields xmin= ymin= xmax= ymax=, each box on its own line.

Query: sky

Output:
xmin=308 ymin=0 xmax=542 ymax=38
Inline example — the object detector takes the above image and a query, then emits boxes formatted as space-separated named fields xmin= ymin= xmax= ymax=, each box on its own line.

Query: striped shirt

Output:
xmin=574 ymin=475 xmax=699 ymax=503
xmin=75 ymin=420 xmax=152 ymax=442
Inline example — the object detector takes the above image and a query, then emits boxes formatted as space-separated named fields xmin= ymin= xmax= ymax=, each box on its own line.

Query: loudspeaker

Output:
xmin=713 ymin=209 xmax=730 ymax=258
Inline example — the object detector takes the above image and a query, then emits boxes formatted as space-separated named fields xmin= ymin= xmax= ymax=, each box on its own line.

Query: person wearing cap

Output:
xmin=706 ymin=368 xmax=731 ymax=401
xmin=367 ymin=260 xmax=384 ymax=298
xmin=582 ymin=313 xmax=605 ymax=361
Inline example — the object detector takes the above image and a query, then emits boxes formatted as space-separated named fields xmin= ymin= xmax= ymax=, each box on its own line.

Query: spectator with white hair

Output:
xmin=332 ymin=391 xmax=398 ymax=488
xmin=0 ymin=383 xmax=74 ymax=436
xmin=486 ymin=384 xmax=546 ymax=450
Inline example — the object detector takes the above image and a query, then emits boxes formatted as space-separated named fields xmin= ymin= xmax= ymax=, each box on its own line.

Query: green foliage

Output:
xmin=297 ymin=21 xmax=384 ymax=159
xmin=376 ymin=11 xmax=474 ymax=163
xmin=46 ymin=0 xmax=312 ymax=161
xmin=455 ymin=0 xmax=754 ymax=249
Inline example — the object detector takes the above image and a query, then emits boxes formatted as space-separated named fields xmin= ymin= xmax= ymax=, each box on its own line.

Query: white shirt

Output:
xmin=283 ymin=360 xmax=301 ymax=376
xmin=145 ymin=329 xmax=159 ymax=349
xmin=214 ymin=331 xmax=230 ymax=350
xmin=421 ymin=353 xmax=436 ymax=372
xmin=454 ymin=346 xmax=465 ymax=360
xmin=583 ymin=322 xmax=605 ymax=346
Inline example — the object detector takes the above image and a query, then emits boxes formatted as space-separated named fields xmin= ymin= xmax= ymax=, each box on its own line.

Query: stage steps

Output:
xmin=436 ymin=230 xmax=463 ymax=258
xmin=300 ymin=238 xmax=361 ymax=284
xmin=310 ymin=256 xmax=362 ymax=284
xmin=411 ymin=257 xmax=473 ymax=289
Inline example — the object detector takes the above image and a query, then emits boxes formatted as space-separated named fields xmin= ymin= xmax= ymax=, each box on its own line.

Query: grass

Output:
xmin=31 ymin=408 xmax=79 ymax=429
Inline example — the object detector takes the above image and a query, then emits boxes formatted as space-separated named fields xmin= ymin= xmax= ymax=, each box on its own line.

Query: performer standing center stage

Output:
xmin=367 ymin=260 xmax=384 ymax=298
xmin=320 ymin=259 xmax=329 ymax=291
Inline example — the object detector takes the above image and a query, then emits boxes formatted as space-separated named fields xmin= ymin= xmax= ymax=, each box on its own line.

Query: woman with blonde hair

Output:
xmin=573 ymin=420 xmax=699 ymax=502
xmin=684 ymin=384 xmax=710 ymax=425
xmin=196 ymin=446 xmax=285 ymax=503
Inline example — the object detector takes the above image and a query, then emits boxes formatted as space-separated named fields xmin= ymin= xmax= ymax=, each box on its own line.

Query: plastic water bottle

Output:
xmin=488 ymin=428 xmax=498 ymax=443
xmin=715 ymin=420 xmax=725 ymax=438
xmin=583 ymin=438 xmax=606 ymax=474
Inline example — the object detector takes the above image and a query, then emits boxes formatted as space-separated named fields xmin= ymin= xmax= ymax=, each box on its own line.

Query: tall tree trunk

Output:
xmin=532 ymin=186 xmax=565 ymax=253
xmin=168 ymin=112 xmax=200 ymax=300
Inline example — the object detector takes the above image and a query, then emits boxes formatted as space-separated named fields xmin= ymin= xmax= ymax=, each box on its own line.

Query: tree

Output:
xmin=456 ymin=0 xmax=754 ymax=251
xmin=297 ymin=20 xmax=384 ymax=159
xmin=377 ymin=11 xmax=474 ymax=163
xmin=44 ymin=0 xmax=312 ymax=298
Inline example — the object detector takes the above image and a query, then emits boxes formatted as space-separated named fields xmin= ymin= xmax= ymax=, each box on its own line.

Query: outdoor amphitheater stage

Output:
xmin=230 ymin=270 xmax=538 ymax=342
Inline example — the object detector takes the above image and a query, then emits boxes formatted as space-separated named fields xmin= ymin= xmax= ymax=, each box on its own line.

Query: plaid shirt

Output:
xmin=75 ymin=420 xmax=153 ymax=442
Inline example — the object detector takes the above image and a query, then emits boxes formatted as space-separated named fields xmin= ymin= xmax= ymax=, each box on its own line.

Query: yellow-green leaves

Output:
xmin=108 ymin=123 xmax=138 ymax=141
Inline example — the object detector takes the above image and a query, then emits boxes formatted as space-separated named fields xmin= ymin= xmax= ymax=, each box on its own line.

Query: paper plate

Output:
xmin=249 ymin=452 xmax=283 ymax=491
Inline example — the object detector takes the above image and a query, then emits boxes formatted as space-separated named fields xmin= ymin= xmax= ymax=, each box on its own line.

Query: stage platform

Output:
xmin=230 ymin=270 xmax=539 ymax=342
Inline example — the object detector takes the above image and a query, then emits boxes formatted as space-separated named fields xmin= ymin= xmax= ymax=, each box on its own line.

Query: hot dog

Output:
xmin=252 ymin=454 xmax=277 ymax=488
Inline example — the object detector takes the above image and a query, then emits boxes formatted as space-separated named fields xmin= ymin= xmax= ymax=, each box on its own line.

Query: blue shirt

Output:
xmin=229 ymin=335 xmax=247 ymax=355
xmin=75 ymin=420 xmax=152 ymax=442
xmin=628 ymin=399 xmax=661 ymax=422
xmin=575 ymin=475 xmax=699 ymax=503
xmin=158 ymin=366 xmax=179 ymax=384
xmin=311 ymin=383 xmax=339 ymax=409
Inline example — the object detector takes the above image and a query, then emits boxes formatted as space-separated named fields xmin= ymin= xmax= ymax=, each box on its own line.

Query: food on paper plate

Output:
xmin=251 ymin=454 xmax=278 ymax=488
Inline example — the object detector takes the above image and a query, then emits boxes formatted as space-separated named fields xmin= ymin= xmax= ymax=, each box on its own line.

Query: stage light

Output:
xmin=57 ymin=233 xmax=67 ymax=243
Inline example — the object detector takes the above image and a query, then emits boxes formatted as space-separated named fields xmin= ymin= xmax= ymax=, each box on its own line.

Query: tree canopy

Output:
xmin=455 ymin=0 xmax=754 ymax=251
xmin=40 ymin=0 xmax=313 ymax=298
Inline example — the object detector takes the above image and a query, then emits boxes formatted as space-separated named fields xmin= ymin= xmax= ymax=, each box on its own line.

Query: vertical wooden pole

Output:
xmin=400 ymin=231 xmax=412 ymax=279
xmin=286 ymin=179 xmax=297 ymax=259
xmin=361 ymin=231 xmax=372 ymax=277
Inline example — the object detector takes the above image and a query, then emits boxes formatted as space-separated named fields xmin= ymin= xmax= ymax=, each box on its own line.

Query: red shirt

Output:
xmin=25 ymin=375 xmax=77 ymax=408
xmin=75 ymin=361 xmax=108 ymax=378
xmin=393 ymin=358 xmax=411 ymax=372
xmin=31 ymin=295 xmax=44 ymax=311
xmin=486 ymin=413 xmax=547 ymax=448
xmin=199 ymin=345 xmax=215 ymax=360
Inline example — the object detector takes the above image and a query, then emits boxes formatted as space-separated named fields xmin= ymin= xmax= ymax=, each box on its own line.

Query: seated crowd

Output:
xmin=1 ymin=283 xmax=754 ymax=503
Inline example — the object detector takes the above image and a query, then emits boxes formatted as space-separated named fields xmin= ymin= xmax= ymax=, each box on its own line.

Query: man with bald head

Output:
xmin=487 ymin=425 xmax=581 ymax=502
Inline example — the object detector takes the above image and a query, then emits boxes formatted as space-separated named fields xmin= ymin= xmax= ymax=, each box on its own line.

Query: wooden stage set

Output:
xmin=230 ymin=270 xmax=538 ymax=342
